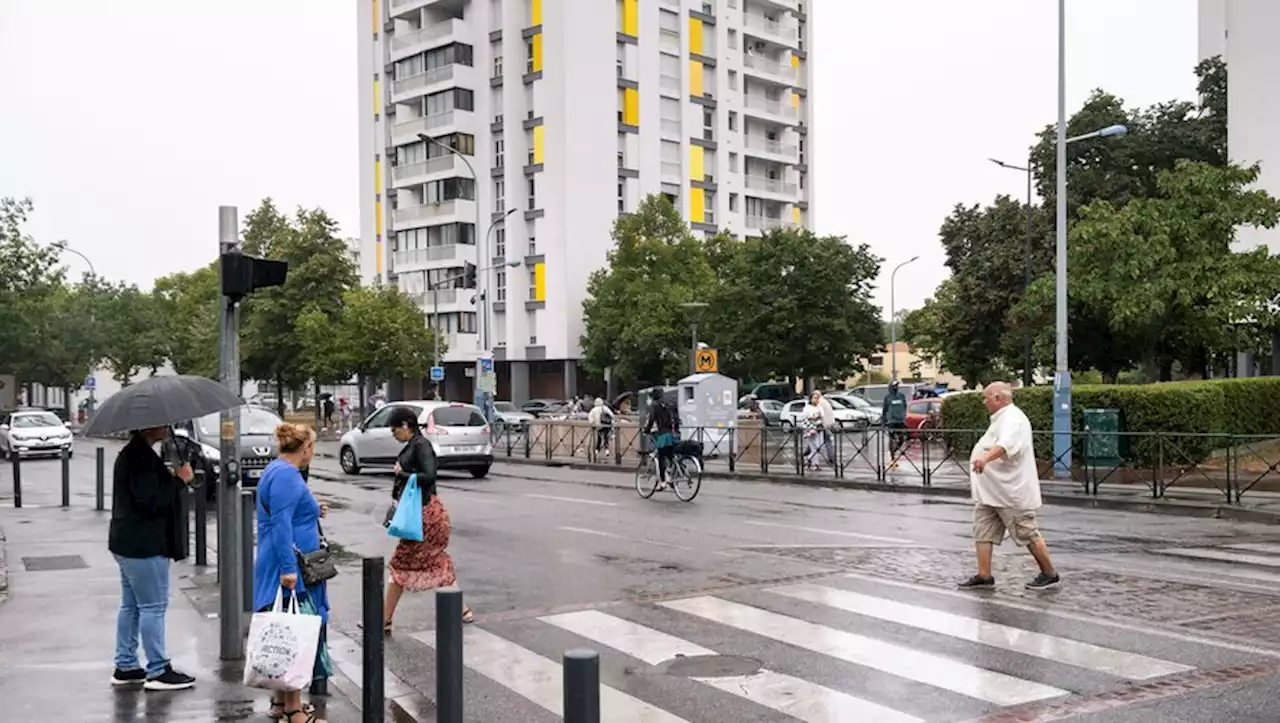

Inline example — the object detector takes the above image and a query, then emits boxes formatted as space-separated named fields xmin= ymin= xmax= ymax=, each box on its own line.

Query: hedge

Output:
xmin=939 ymin=377 xmax=1280 ymax=468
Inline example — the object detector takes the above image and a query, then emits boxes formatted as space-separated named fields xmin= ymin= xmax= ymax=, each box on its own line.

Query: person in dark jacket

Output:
xmin=108 ymin=427 xmax=197 ymax=691
xmin=382 ymin=406 xmax=473 ymax=632
xmin=642 ymin=388 xmax=680 ymax=484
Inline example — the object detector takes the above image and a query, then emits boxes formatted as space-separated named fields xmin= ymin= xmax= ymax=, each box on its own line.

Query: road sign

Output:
xmin=695 ymin=348 xmax=718 ymax=373
xmin=430 ymin=366 xmax=445 ymax=382
xmin=84 ymin=376 xmax=96 ymax=390
xmin=479 ymin=357 xmax=494 ymax=374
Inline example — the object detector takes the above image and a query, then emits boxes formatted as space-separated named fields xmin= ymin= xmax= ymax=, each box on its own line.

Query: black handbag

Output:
xmin=295 ymin=522 xmax=338 ymax=587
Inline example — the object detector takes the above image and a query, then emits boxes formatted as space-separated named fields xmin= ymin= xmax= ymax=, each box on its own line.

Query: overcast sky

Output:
xmin=0 ymin=0 xmax=1197 ymax=316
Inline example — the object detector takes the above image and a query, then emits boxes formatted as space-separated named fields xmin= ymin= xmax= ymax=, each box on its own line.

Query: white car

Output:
xmin=0 ymin=409 xmax=74 ymax=458
xmin=777 ymin=399 xmax=868 ymax=431
xmin=339 ymin=401 xmax=493 ymax=479
xmin=826 ymin=393 xmax=882 ymax=426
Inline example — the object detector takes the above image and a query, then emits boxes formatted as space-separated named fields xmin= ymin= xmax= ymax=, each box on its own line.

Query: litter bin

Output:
xmin=1082 ymin=408 xmax=1122 ymax=466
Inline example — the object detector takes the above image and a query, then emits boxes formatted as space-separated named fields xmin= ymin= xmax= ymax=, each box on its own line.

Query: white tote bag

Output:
xmin=243 ymin=588 xmax=323 ymax=692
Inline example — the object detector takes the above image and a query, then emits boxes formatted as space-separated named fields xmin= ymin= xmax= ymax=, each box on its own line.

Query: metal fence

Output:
xmin=491 ymin=422 xmax=1280 ymax=503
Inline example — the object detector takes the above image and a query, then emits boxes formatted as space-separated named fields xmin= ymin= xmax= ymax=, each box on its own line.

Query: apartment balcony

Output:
xmin=392 ymin=198 xmax=477 ymax=229
xmin=743 ymin=135 xmax=798 ymax=163
xmin=389 ymin=18 xmax=466 ymax=62
xmin=390 ymin=63 xmax=477 ymax=104
xmin=391 ymin=154 xmax=466 ymax=188
xmin=742 ymin=54 xmax=796 ymax=85
xmin=408 ymin=287 xmax=460 ymax=307
xmin=742 ymin=14 xmax=799 ymax=47
xmin=659 ymin=74 xmax=681 ymax=96
xmin=741 ymin=94 xmax=799 ymax=125
xmin=744 ymin=175 xmax=799 ymax=198
xmin=389 ymin=0 xmax=445 ymax=20
xmin=392 ymin=244 xmax=465 ymax=272
xmin=745 ymin=214 xmax=798 ymax=232
xmin=753 ymin=0 xmax=799 ymax=12
xmin=390 ymin=109 xmax=471 ymax=146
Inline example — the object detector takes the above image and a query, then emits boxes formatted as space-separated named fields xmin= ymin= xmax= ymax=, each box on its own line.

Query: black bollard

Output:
xmin=361 ymin=558 xmax=385 ymax=723
xmin=60 ymin=446 xmax=71 ymax=508
xmin=240 ymin=489 xmax=255 ymax=613
xmin=95 ymin=447 xmax=105 ymax=511
xmin=193 ymin=472 xmax=208 ymax=567
xmin=435 ymin=588 xmax=464 ymax=723
xmin=11 ymin=453 xmax=21 ymax=509
xmin=563 ymin=649 xmax=601 ymax=723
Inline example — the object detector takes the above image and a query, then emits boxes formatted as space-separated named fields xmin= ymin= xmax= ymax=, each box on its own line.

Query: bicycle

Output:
xmin=635 ymin=441 xmax=702 ymax=502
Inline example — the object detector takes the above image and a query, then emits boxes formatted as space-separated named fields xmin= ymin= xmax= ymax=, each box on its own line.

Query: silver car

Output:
xmin=0 ymin=409 xmax=74 ymax=458
xmin=339 ymin=401 xmax=493 ymax=478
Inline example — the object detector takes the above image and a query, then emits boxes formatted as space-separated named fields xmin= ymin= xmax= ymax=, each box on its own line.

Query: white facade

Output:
xmin=357 ymin=0 xmax=814 ymax=395
xmin=1199 ymin=0 xmax=1280 ymax=253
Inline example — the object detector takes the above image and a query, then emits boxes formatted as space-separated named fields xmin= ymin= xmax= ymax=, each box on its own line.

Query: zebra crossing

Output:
xmin=397 ymin=574 xmax=1239 ymax=722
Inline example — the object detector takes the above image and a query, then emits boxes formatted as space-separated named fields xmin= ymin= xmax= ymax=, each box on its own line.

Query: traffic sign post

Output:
xmin=84 ymin=375 xmax=96 ymax=415
xmin=695 ymin=348 xmax=719 ymax=374
xmin=430 ymin=366 xmax=445 ymax=382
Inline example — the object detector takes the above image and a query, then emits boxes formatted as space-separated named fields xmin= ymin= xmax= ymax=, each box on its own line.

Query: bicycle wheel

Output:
xmin=672 ymin=456 xmax=702 ymax=502
xmin=491 ymin=419 xmax=506 ymax=444
xmin=634 ymin=456 xmax=660 ymax=499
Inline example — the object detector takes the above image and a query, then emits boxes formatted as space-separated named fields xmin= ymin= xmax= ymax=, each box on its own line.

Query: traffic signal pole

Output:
xmin=217 ymin=205 xmax=245 ymax=660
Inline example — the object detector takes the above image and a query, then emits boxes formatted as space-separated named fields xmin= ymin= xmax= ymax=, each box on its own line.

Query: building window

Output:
xmin=729 ymin=193 xmax=739 ymax=212
xmin=493 ymin=55 xmax=503 ymax=78
xmin=528 ymin=236 xmax=537 ymax=256
xmin=728 ymin=29 xmax=737 ymax=49
xmin=423 ymin=133 xmax=475 ymax=158
xmin=494 ymin=137 xmax=505 ymax=167
xmin=729 ymin=152 xmax=738 ymax=173
xmin=728 ymin=70 xmax=738 ymax=90
xmin=702 ymin=108 xmax=714 ymax=141
xmin=728 ymin=111 xmax=737 ymax=132
xmin=424 ymin=177 xmax=475 ymax=203
xmin=617 ymin=180 xmax=626 ymax=213
xmin=526 ymin=39 xmax=535 ymax=72
xmin=705 ymin=190 xmax=716 ymax=224
xmin=528 ymin=269 xmax=539 ymax=300
xmin=494 ymin=226 xmax=506 ymax=257
xmin=527 ymin=177 xmax=536 ymax=208
xmin=496 ymin=269 xmax=507 ymax=301
xmin=494 ymin=179 xmax=506 ymax=212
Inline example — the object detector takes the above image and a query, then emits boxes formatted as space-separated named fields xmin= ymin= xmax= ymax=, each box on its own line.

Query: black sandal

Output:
xmin=270 ymin=702 xmax=315 ymax=720
xmin=284 ymin=709 xmax=323 ymax=723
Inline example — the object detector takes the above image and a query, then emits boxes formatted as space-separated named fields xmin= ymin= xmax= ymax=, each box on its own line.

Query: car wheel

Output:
xmin=470 ymin=465 xmax=490 ymax=479
xmin=340 ymin=446 xmax=361 ymax=475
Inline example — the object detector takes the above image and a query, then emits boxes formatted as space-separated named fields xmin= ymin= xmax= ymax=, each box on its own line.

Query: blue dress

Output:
xmin=253 ymin=458 xmax=329 ymax=623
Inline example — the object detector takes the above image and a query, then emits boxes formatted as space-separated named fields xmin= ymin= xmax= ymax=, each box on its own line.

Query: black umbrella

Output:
xmin=83 ymin=375 xmax=245 ymax=438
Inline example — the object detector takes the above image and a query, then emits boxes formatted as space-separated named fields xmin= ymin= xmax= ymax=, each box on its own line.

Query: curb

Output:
xmin=0 ymin=528 xmax=8 ymax=604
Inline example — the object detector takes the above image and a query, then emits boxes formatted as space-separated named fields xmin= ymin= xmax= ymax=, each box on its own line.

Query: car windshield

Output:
xmin=494 ymin=402 xmax=517 ymax=413
xmin=840 ymin=395 xmax=872 ymax=410
xmin=432 ymin=406 xmax=486 ymax=427
xmin=827 ymin=397 xmax=855 ymax=409
xmin=196 ymin=406 xmax=282 ymax=437
xmin=12 ymin=412 xmax=61 ymax=428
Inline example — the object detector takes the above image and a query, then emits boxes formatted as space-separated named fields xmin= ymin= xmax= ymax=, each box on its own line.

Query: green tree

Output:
xmin=580 ymin=195 xmax=715 ymax=385
xmin=0 ymin=198 xmax=66 ymax=375
xmin=329 ymin=286 xmax=442 ymax=384
xmin=704 ymin=227 xmax=883 ymax=384
xmin=15 ymin=280 xmax=102 ymax=395
xmin=97 ymin=282 xmax=168 ymax=385
xmin=152 ymin=262 xmax=220 ymax=378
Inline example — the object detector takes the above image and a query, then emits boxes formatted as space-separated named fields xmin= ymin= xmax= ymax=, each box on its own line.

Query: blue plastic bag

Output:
xmin=387 ymin=474 xmax=424 ymax=542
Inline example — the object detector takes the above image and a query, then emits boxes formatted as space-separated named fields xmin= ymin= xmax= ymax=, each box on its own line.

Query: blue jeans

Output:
xmin=114 ymin=554 xmax=171 ymax=677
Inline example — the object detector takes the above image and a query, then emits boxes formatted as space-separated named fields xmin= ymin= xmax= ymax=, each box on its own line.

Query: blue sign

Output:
xmin=84 ymin=376 xmax=96 ymax=390
xmin=479 ymin=357 xmax=494 ymax=374
xmin=430 ymin=366 xmax=445 ymax=382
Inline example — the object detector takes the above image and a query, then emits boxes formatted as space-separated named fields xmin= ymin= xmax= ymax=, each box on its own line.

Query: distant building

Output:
xmin=346 ymin=237 xmax=362 ymax=276
xmin=845 ymin=342 xmax=967 ymax=389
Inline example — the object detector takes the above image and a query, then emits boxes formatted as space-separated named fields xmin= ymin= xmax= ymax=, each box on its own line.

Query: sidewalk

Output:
xmin=0 ymin=504 xmax=363 ymax=722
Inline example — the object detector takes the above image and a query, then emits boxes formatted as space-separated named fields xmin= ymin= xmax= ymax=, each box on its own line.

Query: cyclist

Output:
xmin=881 ymin=381 xmax=909 ymax=465
xmin=642 ymin=388 xmax=680 ymax=486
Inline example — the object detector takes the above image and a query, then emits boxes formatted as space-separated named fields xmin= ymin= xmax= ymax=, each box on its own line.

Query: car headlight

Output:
xmin=200 ymin=443 xmax=221 ymax=462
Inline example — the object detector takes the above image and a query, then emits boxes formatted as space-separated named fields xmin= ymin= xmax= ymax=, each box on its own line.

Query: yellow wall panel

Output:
xmin=623 ymin=0 xmax=638 ymax=36
xmin=689 ymin=187 xmax=705 ymax=223
xmin=689 ymin=145 xmax=704 ymax=181
xmin=623 ymin=87 xmax=639 ymax=125
xmin=792 ymin=206 xmax=802 ymax=225
xmin=791 ymin=92 xmax=800 ymax=108
xmin=790 ymin=55 xmax=799 ymax=69
xmin=372 ymin=0 xmax=379 ymax=32
xmin=533 ymin=125 xmax=545 ymax=165
xmin=531 ymin=33 xmax=543 ymax=72
xmin=689 ymin=60 xmax=703 ymax=97
xmin=534 ymin=262 xmax=546 ymax=301
xmin=689 ymin=18 xmax=703 ymax=54
xmin=375 ymin=242 xmax=383 ymax=274
xmin=531 ymin=0 xmax=542 ymax=25
xmin=373 ymin=79 xmax=381 ymax=112
xmin=375 ymin=200 xmax=383 ymax=237
xmin=375 ymin=159 xmax=383 ymax=194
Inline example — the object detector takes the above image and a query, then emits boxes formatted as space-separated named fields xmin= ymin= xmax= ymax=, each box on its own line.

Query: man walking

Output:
xmin=959 ymin=382 xmax=1060 ymax=590
xmin=881 ymin=381 xmax=908 ymax=466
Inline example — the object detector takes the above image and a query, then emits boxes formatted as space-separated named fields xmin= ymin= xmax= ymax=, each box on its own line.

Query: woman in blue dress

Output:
xmin=253 ymin=423 xmax=330 ymax=723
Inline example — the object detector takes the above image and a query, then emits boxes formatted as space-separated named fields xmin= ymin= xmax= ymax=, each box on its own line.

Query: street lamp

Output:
xmin=480 ymin=208 xmax=518 ymax=351
xmin=52 ymin=241 xmax=99 ymax=414
xmin=990 ymin=123 xmax=1126 ymax=390
xmin=889 ymin=256 xmax=919 ymax=382
xmin=52 ymin=241 xmax=97 ymax=277
xmin=427 ymin=259 xmax=520 ymax=372
xmin=418 ymin=131 xmax=481 ymax=307
xmin=678 ymin=302 xmax=709 ymax=375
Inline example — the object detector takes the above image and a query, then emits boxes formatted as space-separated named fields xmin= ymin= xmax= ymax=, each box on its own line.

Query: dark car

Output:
xmin=174 ymin=404 xmax=285 ymax=499
xmin=520 ymin=398 xmax=565 ymax=418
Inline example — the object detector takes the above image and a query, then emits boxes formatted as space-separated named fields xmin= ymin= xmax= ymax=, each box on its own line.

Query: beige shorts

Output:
xmin=973 ymin=504 xmax=1041 ymax=547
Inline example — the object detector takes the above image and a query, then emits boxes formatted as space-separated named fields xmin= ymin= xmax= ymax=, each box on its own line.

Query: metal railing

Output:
xmin=744 ymin=175 xmax=798 ymax=195
xmin=744 ymin=136 xmax=797 ymax=157
xmin=743 ymin=14 xmax=798 ymax=42
xmin=742 ymin=94 xmax=798 ymax=119
xmin=488 ymin=422 xmax=1280 ymax=504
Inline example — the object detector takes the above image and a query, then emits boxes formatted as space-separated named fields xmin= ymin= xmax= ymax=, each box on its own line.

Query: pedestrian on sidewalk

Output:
xmin=254 ymin=422 xmax=332 ymax=723
xmin=382 ymin=406 xmax=474 ymax=632
xmin=587 ymin=397 xmax=612 ymax=459
xmin=109 ymin=427 xmax=198 ymax=691
xmin=959 ymin=382 xmax=1060 ymax=591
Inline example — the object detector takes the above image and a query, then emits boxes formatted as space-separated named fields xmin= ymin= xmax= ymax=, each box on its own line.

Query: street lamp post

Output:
xmin=889 ymin=257 xmax=919 ymax=382
xmin=481 ymin=208 xmax=518 ymax=351
xmin=425 ymin=260 xmax=520 ymax=396
xmin=678 ymin=302 xmax=709 ymax=375
xmin=52 ymin=242 xmax=99 ymax=414
xmin=418 ymin=132 xmax=481 ymax=320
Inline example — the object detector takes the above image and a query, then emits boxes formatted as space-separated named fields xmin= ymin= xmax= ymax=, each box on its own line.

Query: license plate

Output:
xmin=247 ymin=469 xmax=262 ymax=479
xmin=452 ymin=446 xmax=479 ymax=454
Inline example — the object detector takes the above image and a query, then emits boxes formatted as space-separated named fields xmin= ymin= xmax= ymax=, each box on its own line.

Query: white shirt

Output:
xmin=969 ymin=403 xmax=1041 ymax=510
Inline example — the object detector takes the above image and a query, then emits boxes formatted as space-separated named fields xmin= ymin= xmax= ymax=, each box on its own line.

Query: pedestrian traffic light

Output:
xmin=220 ymin=251 xmax=289 ymax=299
xmin=462 ymin=261 xmax=477 ymax=288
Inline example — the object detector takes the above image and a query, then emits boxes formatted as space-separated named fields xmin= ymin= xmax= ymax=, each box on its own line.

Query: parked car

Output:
xmin=850 ymin=383 xmax=920 ymax=406
xmin=174 ymin=404 xmax=286 ymax=499
xmin=339 ymin=401 xmax=493 ymax=478
xmin=742 ymin=381 xmax=802 ymax=403
xmin=0 ymin=409 xmax=73 ymax=459
xmin=906 ymin=397 xmax=944 ymax=431
xmin=778 ymin=399 xmax=867 ymax=431
xmin=493 ymin=401 xmax=534 ymax=432
xmin=826 ymin=392 xmax=882 ymax=426
xmin=737 ymin=398 xmax=784 ymax=426
xmin=520 ymin=398 xmax=564 ymax=418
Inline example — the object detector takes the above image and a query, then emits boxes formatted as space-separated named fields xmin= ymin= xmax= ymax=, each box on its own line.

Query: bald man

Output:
xmin=959 ymin=382 xmax=1060 ymax=590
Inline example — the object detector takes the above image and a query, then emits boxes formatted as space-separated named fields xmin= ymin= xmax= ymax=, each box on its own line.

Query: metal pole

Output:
xmin=890 ymin=273 xmax=897 ymax=382
xmin=11 ymin=454 xmax=20 ymax=508
xmin=436 ymin=588 xmax=465 ymax=723
xmin=193 ymin=475 xmax=208 ymax=567
xmin=60 ymin=446 xmax=70 ymax=507
xmin=95 ymin=446 xmax=105 ymax=511
xmin=240 ymin=489 xmax=255 ymax=613
xmin=563 ymin=649 xmax=602 ymax=723
xmin=1023 ymin=162 xmax=1034 ymax=388
xmin=1052 ymin=0 xmax=1072 ymax=477
xmin=362 ymin=558 xmax=385 ymax=723
xmin=217 ymin=205 xmax=245 ymax=660
xmin=433 ymin=284 xmax=441 ymax=366
xmin=690 ymin=321 xmax=698 ymax=375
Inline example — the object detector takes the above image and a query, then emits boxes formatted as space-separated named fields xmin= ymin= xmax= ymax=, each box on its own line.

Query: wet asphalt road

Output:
xmin=301 ymin=443 xmax=1280 ymax=722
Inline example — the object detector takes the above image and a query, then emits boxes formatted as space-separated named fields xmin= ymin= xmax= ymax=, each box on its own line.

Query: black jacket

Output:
xmin=643 ymin=400 xmax=679 ymax=435
xmin=392 ymin=433 xmax=437 ymax=501
xmin=108 ymin=435 xmax=186 ymax=560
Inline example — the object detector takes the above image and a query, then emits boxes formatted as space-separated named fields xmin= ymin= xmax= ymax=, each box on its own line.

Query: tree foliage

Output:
xmin=301 ymin=286 xmax=441 ymax=384
xmin=97 ymin=281 xmax=168 ymax=385
xmin=153 ymin=262 xmax=220 ymax=379
xmin=0 ymin=198 xmax=65 ymax=375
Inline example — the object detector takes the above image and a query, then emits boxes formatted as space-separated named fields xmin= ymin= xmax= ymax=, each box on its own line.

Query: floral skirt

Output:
xmin=388 ymin=495 xmax=457 ymax=591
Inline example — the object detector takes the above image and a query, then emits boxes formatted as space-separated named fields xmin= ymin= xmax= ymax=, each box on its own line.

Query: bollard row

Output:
xmin=5 ymin=446 xmax=109 ymax=510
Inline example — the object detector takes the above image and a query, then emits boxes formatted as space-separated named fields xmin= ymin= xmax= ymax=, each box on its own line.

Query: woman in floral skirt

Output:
xmin=382 ymin=406 xmax=474 ymax=631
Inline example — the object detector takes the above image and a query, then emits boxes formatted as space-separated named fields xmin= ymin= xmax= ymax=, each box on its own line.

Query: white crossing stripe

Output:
xmin=412 ymin=628 xmax=688 ymax=722
xmin=1154 ymin=548 xmax=1280 ymax=567
xmin=541 ymin=609 xmax=922 ymax=723
xmin=742 ymin=519 xmax=914 ymax=544
xmin=772 ymin=584 xmax=1192 ymax=680
xmin=661 ymin=596 xmax=1068 ymax=707
xmin=524 ymin=493 xmax=619 ymax=507
xmin=1222 ymin=543 xmax=1280 ymax=555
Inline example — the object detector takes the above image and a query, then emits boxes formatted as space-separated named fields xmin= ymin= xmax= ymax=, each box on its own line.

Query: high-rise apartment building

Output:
xmin=357 ymin=0 xmax=814 ymax=401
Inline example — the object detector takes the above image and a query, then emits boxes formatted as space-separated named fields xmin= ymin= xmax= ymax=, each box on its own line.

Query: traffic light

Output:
xmin=462 ymin=261 xmax=477 ymax=288
xmin=220 ymin=251 xmax=289 ymax=299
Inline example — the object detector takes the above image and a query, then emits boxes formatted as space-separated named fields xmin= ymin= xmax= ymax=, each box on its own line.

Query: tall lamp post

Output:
xmin=480 ymin=208 xmax=518 ymax=351
xmin=52 ymin=241 xmax=99 ymax=414
xmin=425 ymin=260 xmax=520 ymax=397
xmin=678 ymin=302 xmax=709 ymax=375
xmin=889 ymin=256 xmax=919 ymax=382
